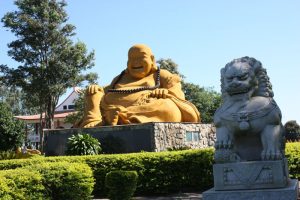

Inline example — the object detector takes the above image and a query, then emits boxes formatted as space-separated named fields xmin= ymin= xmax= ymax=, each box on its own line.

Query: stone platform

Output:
xmin=213 ymin=159 xmax=289 ymax=190
xmin=203 ymin=179 xmax=299 ymax=200
xmin=43 ymin=122 xmax=215 ymax=156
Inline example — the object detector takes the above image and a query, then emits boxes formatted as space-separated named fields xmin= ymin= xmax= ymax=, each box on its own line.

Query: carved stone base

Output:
xmin=213 ymin=159 xmax=289 ymax=190
xmin=203 ymin=179 xmax=299 ymax=200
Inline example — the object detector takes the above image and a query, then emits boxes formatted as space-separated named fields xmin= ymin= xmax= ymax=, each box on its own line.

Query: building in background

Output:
xmin=15 ymin=87 xmax=81 ymax=149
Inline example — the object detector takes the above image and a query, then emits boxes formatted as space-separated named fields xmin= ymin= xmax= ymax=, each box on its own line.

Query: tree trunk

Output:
xmin=45 ymin=95 xmax=59 ymax=129
xmin=39 ymin=108 xmax=44 ymax=152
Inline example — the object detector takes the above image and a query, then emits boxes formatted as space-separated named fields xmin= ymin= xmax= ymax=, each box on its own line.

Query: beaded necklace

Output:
xmin=107 ymin=68 xmax=161 ymax=94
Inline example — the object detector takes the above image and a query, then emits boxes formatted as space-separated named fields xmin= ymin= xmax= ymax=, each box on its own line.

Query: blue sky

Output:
xmin=0 ymin=0 xmax=299 ymax=123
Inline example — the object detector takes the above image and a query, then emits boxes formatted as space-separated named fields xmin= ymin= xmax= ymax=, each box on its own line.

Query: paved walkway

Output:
xmin=94 ymin=192 xmax=202 ymax=200
xmin=95 ymin=187 xmax=300 ymax=200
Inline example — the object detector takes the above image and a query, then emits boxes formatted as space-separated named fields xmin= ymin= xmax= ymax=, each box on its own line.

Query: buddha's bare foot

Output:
xmin=104 ymin=106 xmax=127 ymax=125
xmin=118 ymin=112 xmax=130 ymax=124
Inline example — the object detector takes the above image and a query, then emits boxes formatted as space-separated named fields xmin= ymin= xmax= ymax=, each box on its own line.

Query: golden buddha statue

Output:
xmin=79 ymin=44 xmax=200 ymax=128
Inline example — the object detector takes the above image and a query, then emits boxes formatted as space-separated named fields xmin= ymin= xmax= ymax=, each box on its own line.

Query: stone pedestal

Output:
xmin=213 ymin=160 xmax=289 ymax=190
xmin=203 ymin=160 xmax=298 ymax=200
xmin=43 ymin=122 xmax=215 ymax=155
xmin=203 ymin=179 xmax=298 ymax=200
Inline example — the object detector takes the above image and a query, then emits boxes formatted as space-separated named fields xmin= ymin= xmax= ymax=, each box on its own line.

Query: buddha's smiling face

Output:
xmin=127 ymin=45 xmax=154 ymax=79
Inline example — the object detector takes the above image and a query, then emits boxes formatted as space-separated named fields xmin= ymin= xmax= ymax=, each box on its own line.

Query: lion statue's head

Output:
xmin=220 ymin=56 xmax=273 ymax=101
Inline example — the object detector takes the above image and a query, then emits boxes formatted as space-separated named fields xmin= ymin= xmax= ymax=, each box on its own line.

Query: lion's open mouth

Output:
xmin=226 ymin=87 xmax=250 ymax=96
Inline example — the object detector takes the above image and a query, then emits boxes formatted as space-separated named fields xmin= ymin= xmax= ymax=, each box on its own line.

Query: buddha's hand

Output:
xmin=150 ymin=88 xmax=169 ymax=99
xmin=86 ymin=84 xmax=104 ymax=96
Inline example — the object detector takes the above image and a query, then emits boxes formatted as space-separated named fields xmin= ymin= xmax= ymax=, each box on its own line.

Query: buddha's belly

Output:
xmin=103 ymin=90 xmax=151 ymax=107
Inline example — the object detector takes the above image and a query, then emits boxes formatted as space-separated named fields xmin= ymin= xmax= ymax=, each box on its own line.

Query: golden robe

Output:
xmin=101 ymin=69 xmax=200 ymax=125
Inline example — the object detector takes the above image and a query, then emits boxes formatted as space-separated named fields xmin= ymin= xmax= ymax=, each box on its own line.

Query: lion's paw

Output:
xmin=215 ymin=140 xmax=233 ymax=149
xmin=261 ymin=149 xmax=282 ymax=160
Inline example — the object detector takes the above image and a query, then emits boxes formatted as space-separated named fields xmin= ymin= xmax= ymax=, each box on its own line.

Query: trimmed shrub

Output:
xmin=105 ymin=170 xmax=138 ymax=200
xmin=0 ymin=168 xmax=45 ymax=200
xmin=0 ymin=176 xmax=14 ymax=200
xmin=0 ymin=144 xmax=300 ymax=198
xmin=284 ymin=120 xmax=300 ymax=142
xmin=0 ymin=150 xmax=42 ymax=160
xmin=31 ymin=162 xmax=94 ymax=200
xmin=285 ymin=142 xmax=300 ymax=179
xmin=66 ymin=133 xmax=101 ymax=155
xmin=0 ymin=102 xmax=25 ymax=151
xmin=0 ymin=149 xmax=214 ymax=197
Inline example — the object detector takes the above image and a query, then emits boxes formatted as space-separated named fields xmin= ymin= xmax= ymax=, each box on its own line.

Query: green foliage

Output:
xmin=156 ymin=59 xmax=185 ymax=79
xmin=0 ymin=86 xmax=38 ymax=115
xmin=0 ymin=176 xmax=14 ymax=200
xmin=0 ymin=102 xmax=25 ymax=151
xmin=32 ymin=162 xmax=94 ymax=200
xmin=66 ymin=133 xmax=101 ymax=155
xmin=105 ymin=170 xmax=138 ymax=200
xmin=183 ymin=83 xmax=222 ymax=123
xmin=0 ymin=151 xmax=16 ymax=160
xmin=157 ymin=58 xmax=221 ymax=123
xmin=0 ymin=149 xmax=214 ymax=197
xmin=285 ymin=142 xmax=300 ymax=179
xmin=1 ymin=0 xmax=95 ymax=128
xmin=0 ymin=168 xmax=46 ymax=200
xmin=64 ymin=90 xmax=85 ymax=125
xmin=1 ymin=144 xmax=300 ymax=198
xmin=0 ymin=151 xmax=41 ymax=160
xmin=284 ymin=120 xmax=300 ymax=142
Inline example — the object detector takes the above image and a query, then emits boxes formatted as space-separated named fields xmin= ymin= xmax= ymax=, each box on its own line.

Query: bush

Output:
xmin=105 ymin=170 xmax=138 ymax=200
xmin=66 ymin=133 xmax=101 ymax=155
xmin=32 ymin=162 xmax=94 ymax=200
xmin=1 ymin=144 xmax=300 ymax=197
xmin=0 ymin=150 xmax=41 ymax=160
xmin=0 ymin=176 xmax=14 ymax=200
xmin=0 ymin=102 xmax=25 ymax=151
xmin=284 ymin=120 xmax=300 ymax=142
xmin=285 ymin=142 xmax=300 ymax=179
xmin=0 ymin=168 xmax=45 ymax=200
xmin=0 ymin=148 xmax=214 ymax=197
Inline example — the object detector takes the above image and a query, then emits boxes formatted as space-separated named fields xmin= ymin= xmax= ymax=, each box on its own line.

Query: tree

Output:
xmin=0 ymin=0 xmax=95 ymax=129
xmin=157 ymin=58 xmax=221 ymax=123
xmin=156 ymin=58 xmax=185 ymax=79
xmin=64 ymin=90 xmax=85 ymax=125
xmin=0 ymin=85 xmax=38 ymax=115
xmin=284 ymin=120 xmax=300 ymax=142
xmin=183 ymin=83 xmax=221 ymax=123
xmin=0 ymin=102 xmax=25 ymax=151
xmin=64 ymin=75 xmax=98 ymax=126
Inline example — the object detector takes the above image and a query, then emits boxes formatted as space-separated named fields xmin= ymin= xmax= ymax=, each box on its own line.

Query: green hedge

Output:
xmin=0 ymin=162 xmax=94 ymax=200
xmin=285 ymin=142 xmax=300 ymax=179
xmin=0 ymin=143 xmax=299 ymax=198
xmin=0 ymin=168 xmax=45 ymax=200
xmin=30 ymin=162 xmax=94 ymax=200
xmin=0 ymin=148 xmax=214 ymax=197
xmin=105 ymin=170 xmax=138 ymax=200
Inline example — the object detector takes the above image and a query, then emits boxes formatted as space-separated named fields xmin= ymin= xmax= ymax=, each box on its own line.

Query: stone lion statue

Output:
xmin=214 ymin=57 xmax=285 ymax=163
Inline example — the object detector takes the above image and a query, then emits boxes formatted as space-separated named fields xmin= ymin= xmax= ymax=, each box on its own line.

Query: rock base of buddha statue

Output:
xmin=43 ymin=122 xmax=215 ymax=156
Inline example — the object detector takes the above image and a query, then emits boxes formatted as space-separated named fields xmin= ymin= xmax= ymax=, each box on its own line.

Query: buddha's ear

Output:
xmin=151 ymin=55 xmax=155 ymax=63
xmin=151 ymin=55 xmax=158 ymax=71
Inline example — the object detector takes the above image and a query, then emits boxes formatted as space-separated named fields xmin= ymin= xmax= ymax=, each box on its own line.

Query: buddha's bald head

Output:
xmin=127 ymin=44 xmax=157 ymax=79
xmin=128 ymin=44 xmax=153 ymax=56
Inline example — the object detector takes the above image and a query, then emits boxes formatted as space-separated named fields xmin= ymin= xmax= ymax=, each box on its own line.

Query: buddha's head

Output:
xmin=127 ymin=44 xmax=157 ymax=79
